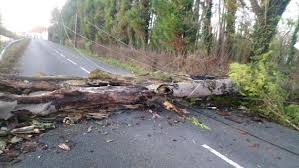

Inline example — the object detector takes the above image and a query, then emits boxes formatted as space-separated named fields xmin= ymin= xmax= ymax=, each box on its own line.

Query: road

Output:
xmin=18 ymin=40 xmax=131 ymax=76
xmin=11 ymin=109 xmax=299 ymax=168
xmin=7 ymin=40 xmax=299 ymax=167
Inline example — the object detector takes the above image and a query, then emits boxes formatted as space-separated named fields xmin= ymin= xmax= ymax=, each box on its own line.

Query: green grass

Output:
xmin=0 ymin=39 xmax=30 ymax=74
xmin=68 ymin=47 xmax=174 ymax=81
xmin=284 ymin=104 xmax=299 ymax=127
xmin=76 ymin=48 xmax=147 ymax=75
xmin=98 ymin=56 xmax=147 ymax=75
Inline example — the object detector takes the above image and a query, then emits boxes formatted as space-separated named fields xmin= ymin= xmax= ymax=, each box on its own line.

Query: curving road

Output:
xmin=8 ymin=39 xmax=299 ymax=168
xmin=18 ymin=39 xmax=131 ymax=76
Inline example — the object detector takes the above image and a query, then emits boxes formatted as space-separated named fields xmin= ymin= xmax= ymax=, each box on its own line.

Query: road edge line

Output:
xmin=80 ymin=66 xmax=90 ymax=74
xmin=201 ymin=144 xmax=244 ymax=168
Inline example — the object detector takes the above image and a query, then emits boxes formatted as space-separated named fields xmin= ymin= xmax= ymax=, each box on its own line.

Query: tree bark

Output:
xmin=147 ymin=79 xmax=237 ymax=98
xmin=224 ymin=0 xmax=237 ymax=59
xmin=0 ymin=75 xmax=238 ymax=120
xmin=0 ymin=85 xmax=153 ymax=120
xmin=202 ymin=0 xmax=213 ymax=56
xmin=250 ymin=0 xmax=291 ymax=59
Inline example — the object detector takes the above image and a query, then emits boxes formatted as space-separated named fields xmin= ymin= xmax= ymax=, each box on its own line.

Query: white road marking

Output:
xmin=54 ymin=50 xmax=60 ymax=54
xmin=80 ymin=67 xmax=90 ymax=74
xmin=51 ymin=46 xmax=92 ymax=74
xmin=67 ymin=58 xmax=77 ymax=65
xmin=53 ymin=49 xmax=65 ymax=58
xmin=201 ymin=144 xmax=244 ymax=168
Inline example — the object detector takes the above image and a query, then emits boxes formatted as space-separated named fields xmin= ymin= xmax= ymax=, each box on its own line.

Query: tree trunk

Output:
xmin=141 ymin=0 xmax=151 ymax=47
xmin=147 ymin=79 xmax=237 ymax=98
xmin=0 ymin=74 xmax=238 ymax=120
xmin=250 ymin=0 xmax=291 ymax=60
xmin=224 ymin=0 xmax=237 ymax=59
xmin=202 ymin=0 xmax=213 ymax=56
xmin=0 ymin=85 xmax=153 ymax=120
xmin=287 ymin=17 xmax=299 ymax=66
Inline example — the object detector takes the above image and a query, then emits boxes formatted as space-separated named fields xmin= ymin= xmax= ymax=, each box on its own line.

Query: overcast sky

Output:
xmin=0 ymin=0 xmax=298 ymax=33
xmin=0 ymin=0 xmax=66 ymax=32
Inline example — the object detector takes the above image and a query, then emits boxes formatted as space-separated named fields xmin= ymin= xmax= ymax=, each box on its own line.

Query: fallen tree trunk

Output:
xmin=147 ymin=79 xmax=237 ymax=97
xmin=0 ymin=80 xmax=60 ymax=93
xmin=0 ymin=86 xmax=153 ymax=120
xmin=0 ymin=73 xmax=238 ymax=120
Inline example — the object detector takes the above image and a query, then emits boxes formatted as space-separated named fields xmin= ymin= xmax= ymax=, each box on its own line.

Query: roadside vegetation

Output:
xmin=73 ymin=46 xmax=172 ymax=81
xmin=76 ymin=47 xmax=147 ymax=75
xmin=0 ymin=39 xmax=30 ymax=74
xmin=48 ymin=0 xmax=299 ymax=129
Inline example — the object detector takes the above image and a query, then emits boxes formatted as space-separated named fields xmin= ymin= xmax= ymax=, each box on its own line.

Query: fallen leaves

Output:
xmin=224 ymin=116 xmax=243 ymax=124
xmin=87 ymin=126 xmax=93 ymax=133
xmin=0 ymin=127 xmax=9 ymax=137
xmin=148 ymin=109 xmax=162 ymax=119
xmin=101 ymin=131 xmax=108 ymax=135
xmin=0 ymin=138 xmax=6 ymax=152
xmin=86 ymin=113 xmax=109 ymax=120
xmin=190 ymin=117 xmax=210 ymax=130
xmin=63 ymin=113 xmax=83 ymax=125
xmin=217 ymin=110 xmax=232 ymax=116
xmin=10 ymin=136 xmax=23 ymax=144
xmin=163 ymin=101 xmax=189 ymax=117
xmin=248 ymin=143 xmax=260 ymax=148
xmin=0 ymin=119 xmax=55 ymax=160
xmin=106 ymin=139 xmax=113 ymax=143
xmin=58 ymin=143 xmax=71 ymax=151
xmin=239 ymin=130 xmax=249 ymax=135
xmin=10 ymin=120 xmax=55 ymax=135
xmin=11 ymin=126 xmax=40 ymax=134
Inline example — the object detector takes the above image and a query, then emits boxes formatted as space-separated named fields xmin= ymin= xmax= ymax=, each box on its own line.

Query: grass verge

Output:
xmin=0 ymin=39 xmax=30 ymax=74
xmin=77 ymin=48 xmax=146 ymax=75
xmin=75 ymin=48 xmax=174 ymax=81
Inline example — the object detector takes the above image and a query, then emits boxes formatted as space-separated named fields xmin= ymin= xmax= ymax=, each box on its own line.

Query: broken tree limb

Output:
xmin=0 ymin=71 xmax=239 ymax=120
xmin=0 ymin=74 xmax=85 ymax=81
xmin=0 ymin=80 xmax=60 ymax=94
xmin=147 ymin=79 xmax=238 ymax=97
xmin=0 ymin=86 xmax=154 ymax=120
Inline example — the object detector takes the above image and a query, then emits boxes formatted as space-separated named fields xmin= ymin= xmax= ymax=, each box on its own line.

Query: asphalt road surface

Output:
xmin=18 ymin=40 xmax=131 ymax=76
xmin=7 ymin=40 xmax=299 ymax=167
xmin=11 ymin=109 xmax=299 ymax=168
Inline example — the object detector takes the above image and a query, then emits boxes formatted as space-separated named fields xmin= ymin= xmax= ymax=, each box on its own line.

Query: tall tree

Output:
xmin=202 ymin=0 xmax=213 ymax=56
xmin=0 ymin=13 xmax=2 ymax=47
xmin=112 ymin=0 xmax=132 ymax=45
xmin=127 ymin=0 xmax=151 ymax=48
xmin=191 ymin=0 xmax=201 ymax=48
xmin=224 ymin=0 xmax=238 ymax=58
xmin=151 ymin=0 xmax=194 ymax=55
xmin=250 ymin=0 xmax=291 ymax=60
xmin=48 ymin=8 xmax=65 ymax=44
xmin=287 ymin=17 xmax=299 ymax=65
xmin=104 ymin=0 xmax=118 ymax=33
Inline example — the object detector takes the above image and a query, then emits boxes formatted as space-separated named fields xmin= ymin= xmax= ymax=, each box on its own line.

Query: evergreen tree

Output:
xmin=202 ymin=0 xmax=213 ymax=55
xmin=112 ymin=0 xmax=132 ymax=45
xmin=224 ymin=0 xmax=238 ymax=58
xmin=127 ymin=0 xmax=151 ymax=48
xmin=151 ymin=0 xmax=194 ymax=55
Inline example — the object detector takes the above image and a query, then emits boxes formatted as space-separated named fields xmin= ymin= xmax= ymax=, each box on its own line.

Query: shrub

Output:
xmin=228 ymin=51 xmax=299 ymax=128
xmin=284 ymin=105 xmax=299 ymax=125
